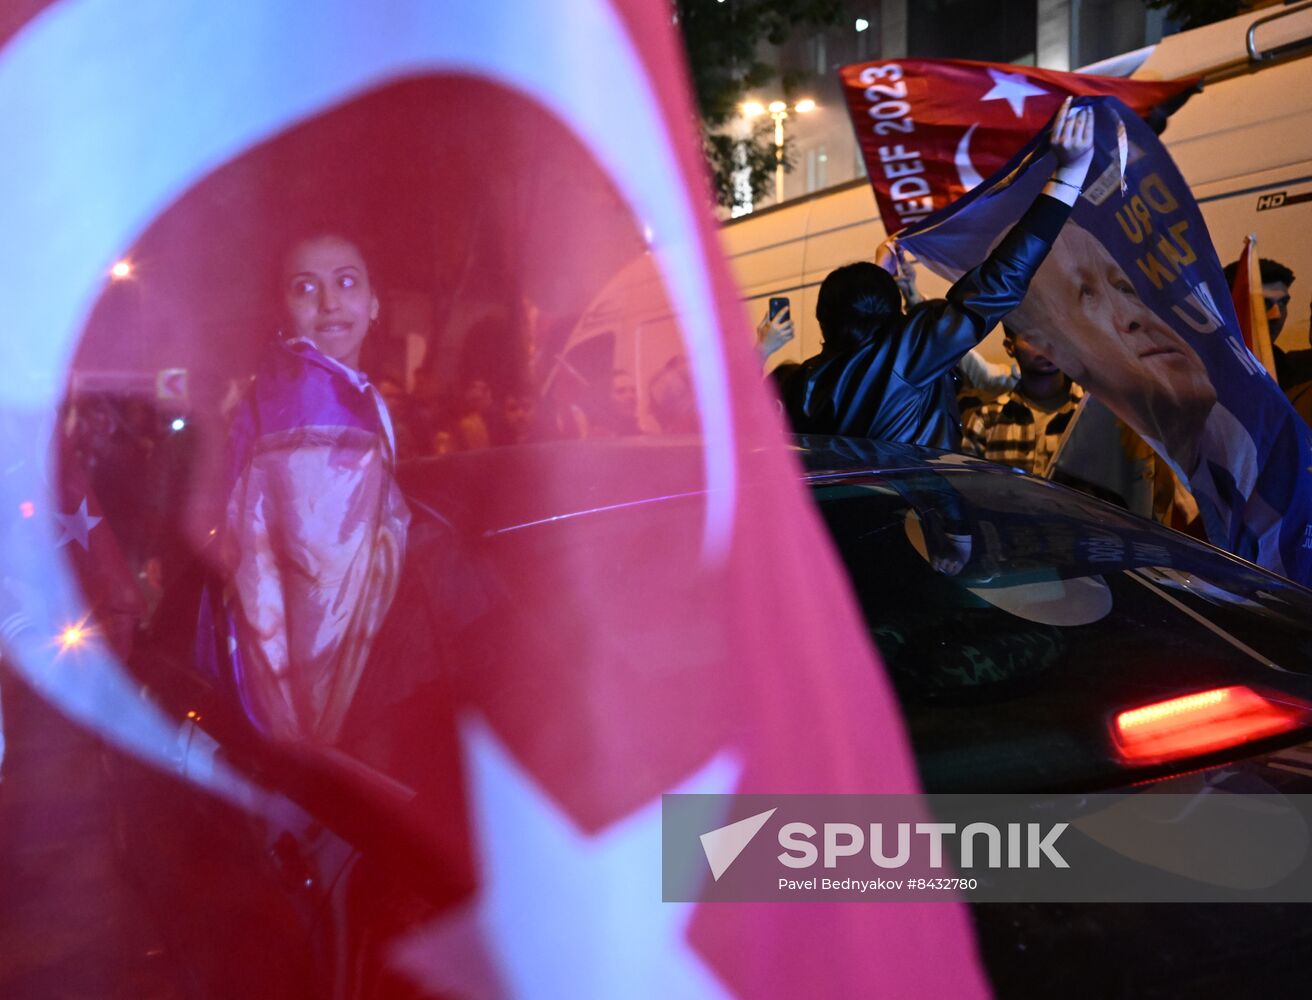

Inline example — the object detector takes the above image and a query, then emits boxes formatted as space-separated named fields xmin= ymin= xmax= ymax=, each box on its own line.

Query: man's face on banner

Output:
xmin=1010 ymin=221 xmax=1217 ymax=470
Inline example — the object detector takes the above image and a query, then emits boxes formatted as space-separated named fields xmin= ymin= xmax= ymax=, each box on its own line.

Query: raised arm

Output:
xmin=896 ymin=101 xmax=1095 ymax=387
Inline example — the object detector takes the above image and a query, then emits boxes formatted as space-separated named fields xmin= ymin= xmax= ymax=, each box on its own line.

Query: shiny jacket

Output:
xmin=779 ymin=194 xmax=1072 ymax=449
xmin=221 ymin=338 xmax=410 ymax=744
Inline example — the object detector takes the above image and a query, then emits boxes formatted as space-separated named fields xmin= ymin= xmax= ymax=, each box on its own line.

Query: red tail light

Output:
xmin=1113 ymin=685 xmax=1306 ymax=763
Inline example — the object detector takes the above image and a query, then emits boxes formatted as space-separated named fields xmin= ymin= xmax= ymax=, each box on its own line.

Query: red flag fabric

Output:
xmin=1 ymin=2 xmax=990 ymax=997
xmin=841 ymin=57 xmax=1198 ymax=235
xmin=1230 ymin=234 xmax=1278 ymax=378
xmin=0 ymin=417 xmax=147 ymax=660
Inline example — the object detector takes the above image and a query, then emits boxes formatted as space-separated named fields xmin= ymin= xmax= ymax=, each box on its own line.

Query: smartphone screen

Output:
xmin=769 ymin=296 xmax=789 ymax=321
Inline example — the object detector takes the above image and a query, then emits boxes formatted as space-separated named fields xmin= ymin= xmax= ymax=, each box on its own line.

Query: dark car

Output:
xmin=796 ymin=436 xmax=1312 ymax=795
xmin=6 ymin=436 xmax=1312 ymax=997
xmin=798 ymin=436 xmax=1312 ymax=997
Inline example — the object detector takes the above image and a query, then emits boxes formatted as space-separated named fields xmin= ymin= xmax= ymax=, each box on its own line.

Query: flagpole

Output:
xmin=1243 ymin=234 xmax=1279 ymax=380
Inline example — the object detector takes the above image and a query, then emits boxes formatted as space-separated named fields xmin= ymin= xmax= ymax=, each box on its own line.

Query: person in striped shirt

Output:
xmin=961 ymin=326 xmax=1082 ymax=477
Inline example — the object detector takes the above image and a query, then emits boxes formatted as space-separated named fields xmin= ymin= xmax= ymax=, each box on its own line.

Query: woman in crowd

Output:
xmin=219 ymin=232 xmax=410 ymax=743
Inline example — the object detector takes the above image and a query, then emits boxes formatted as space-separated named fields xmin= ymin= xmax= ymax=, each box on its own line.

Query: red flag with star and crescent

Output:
xmin=2 ymin=1 xmax=995 ymax=997
xmin=841 ymin=57 xmax=1199 ymax=235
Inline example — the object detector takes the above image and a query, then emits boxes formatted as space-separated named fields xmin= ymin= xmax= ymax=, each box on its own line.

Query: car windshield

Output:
xmin=810 ymin=468 xmax=1312 ymax=793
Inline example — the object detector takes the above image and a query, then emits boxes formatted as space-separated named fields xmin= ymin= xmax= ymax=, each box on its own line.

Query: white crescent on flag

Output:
xmin=954 ymin=123 xmax=985 ymax=192
xmin=0 ymin=0 xmax=738 ymax=559
xmin=0 ymin=0 xmax=745 ymax=771
xmin=0 ymin=4 xmax=992 ymax=996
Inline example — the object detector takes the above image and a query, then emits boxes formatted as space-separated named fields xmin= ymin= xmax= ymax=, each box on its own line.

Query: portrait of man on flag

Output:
xmin=898 ymin=96 xmax=1312 ymax=587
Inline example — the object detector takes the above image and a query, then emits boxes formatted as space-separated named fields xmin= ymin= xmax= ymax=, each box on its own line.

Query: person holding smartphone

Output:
xmin=755 ymin=296 xmax=795 ymax=362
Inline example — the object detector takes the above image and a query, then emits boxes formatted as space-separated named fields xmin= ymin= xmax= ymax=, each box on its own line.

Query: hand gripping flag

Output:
xmin=898 ymin=97 xmax=1312 ymax=588
xmin=841 ymin=57 xmax=1198 ymax=235
xmin=0 ymin=2 xmax=988 ymax=997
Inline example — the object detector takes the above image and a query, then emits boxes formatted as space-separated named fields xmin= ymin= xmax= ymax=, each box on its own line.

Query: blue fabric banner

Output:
xmin=898 ymin=96 xmax=1312 ymax=587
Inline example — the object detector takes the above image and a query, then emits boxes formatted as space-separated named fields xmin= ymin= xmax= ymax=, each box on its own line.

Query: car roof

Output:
xmin=395 ymin=435 xmax=1016 ymax=537
xmin=790 ymin=434 xmax=1012 ymax=479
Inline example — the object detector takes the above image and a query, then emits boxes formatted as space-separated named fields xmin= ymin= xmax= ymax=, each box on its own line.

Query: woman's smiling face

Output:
xmin=283 ymin=235 xmax=378 ymax=369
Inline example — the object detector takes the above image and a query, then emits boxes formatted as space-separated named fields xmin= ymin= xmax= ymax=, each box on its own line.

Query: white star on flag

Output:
xmin=980 ymin=68 xmax=1048 ymax=117
xmin=53 ymin=497 xmax=101 ymax=551
xmin=390 ymin=716 xmax=740 ymax=999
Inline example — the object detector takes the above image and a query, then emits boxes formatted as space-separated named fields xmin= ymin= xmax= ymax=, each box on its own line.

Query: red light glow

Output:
xmin=19 ymin=501 xmax=34 ymax=518
xmin=1114 ymin=685 xmax=1304 ymax=763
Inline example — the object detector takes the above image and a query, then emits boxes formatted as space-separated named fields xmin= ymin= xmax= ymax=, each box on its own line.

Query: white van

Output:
xmin=721 ymin=3 xmax=1312 ymax=366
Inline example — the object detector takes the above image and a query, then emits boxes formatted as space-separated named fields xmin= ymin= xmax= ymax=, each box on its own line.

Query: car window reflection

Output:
xmin=811 ymin=470 xmax=1312 ymax=792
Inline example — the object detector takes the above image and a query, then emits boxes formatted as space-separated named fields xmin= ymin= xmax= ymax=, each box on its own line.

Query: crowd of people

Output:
xmin=371 ymin=360 xmax=686 ymax=464
xmin=42 ymin=100 xmax=1312 ymax=744
xmin=758 ymin=100 xmax=1312 ymax=549
xmin=761 ymin=238 xmax=1312 ymax=534
xmin=767 ymin=102 xmax=1095 ymax=470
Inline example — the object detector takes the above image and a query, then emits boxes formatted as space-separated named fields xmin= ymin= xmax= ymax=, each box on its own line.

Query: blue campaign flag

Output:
xmin=898 ymin=96 xmax=1312 ymax=588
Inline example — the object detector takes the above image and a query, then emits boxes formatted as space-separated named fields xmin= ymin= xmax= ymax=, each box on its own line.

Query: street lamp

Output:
xmin=742 ymin=98 xmax=818 ymax=203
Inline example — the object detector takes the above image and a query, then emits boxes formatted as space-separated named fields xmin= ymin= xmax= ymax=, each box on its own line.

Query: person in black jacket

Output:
xmin=776 ymin=100 xmax=1095 ymax=450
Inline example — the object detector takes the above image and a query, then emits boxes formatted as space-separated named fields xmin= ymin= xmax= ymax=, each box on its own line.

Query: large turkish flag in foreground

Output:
xmin=841 ymin=56 xmax=1198 ymax=235
xmin=0 ymin=2 xmax=988 ymax=996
